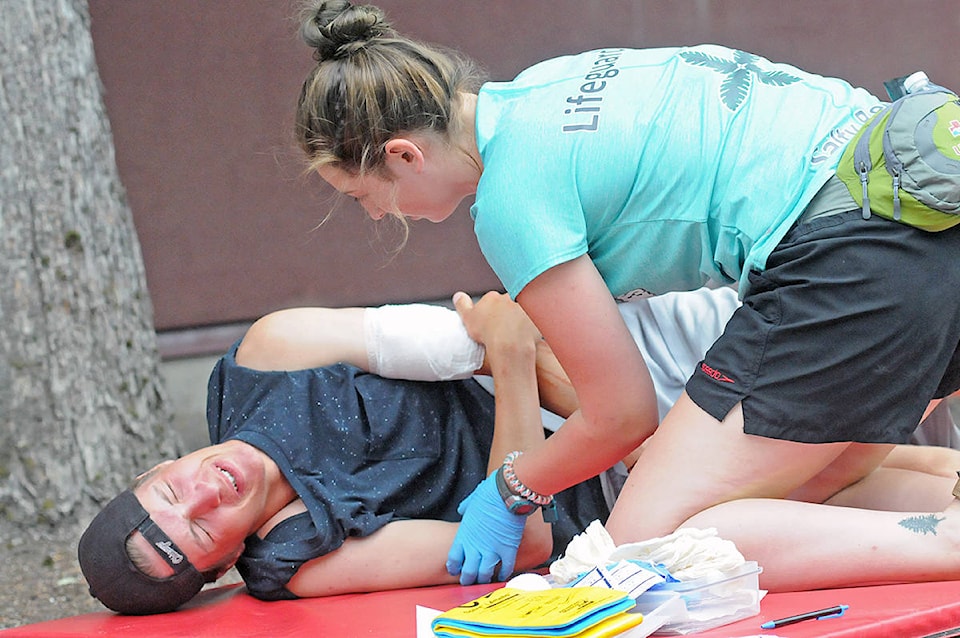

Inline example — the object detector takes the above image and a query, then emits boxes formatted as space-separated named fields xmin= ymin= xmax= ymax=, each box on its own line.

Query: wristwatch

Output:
xmin=495 ymin=467 xmax=540 ymax=516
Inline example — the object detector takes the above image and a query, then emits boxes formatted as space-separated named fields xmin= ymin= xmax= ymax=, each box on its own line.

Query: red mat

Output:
xmin=3 ymin=580 xmax=960 ymax=637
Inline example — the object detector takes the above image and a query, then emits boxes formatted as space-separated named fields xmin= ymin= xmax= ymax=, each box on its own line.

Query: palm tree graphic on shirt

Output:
xmin=679 ymin=48 xmax=801 ymax=111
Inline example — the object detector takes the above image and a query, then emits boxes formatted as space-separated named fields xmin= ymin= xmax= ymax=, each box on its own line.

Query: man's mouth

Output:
xmin=216 ymin=465 xmax=239 ymax=493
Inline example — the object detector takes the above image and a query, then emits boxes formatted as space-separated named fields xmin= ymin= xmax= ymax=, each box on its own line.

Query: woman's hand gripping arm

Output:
xmin=448 ymin=257 xmax=660 ymax=584
xmin=446 ymin=291 xmax=555 ymax=584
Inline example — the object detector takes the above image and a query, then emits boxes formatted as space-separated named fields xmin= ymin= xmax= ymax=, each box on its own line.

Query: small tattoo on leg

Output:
xmin=898 ymin=514 xmax=944 ymax=535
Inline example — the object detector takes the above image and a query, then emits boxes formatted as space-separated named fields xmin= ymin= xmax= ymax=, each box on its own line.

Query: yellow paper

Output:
xmin=572 ymin=611 xmax=645 ymax=638
xmin=435 ymin=607 xmax=643 ymax=638
xmin=433 ymin=586 xmax=634 ymax=632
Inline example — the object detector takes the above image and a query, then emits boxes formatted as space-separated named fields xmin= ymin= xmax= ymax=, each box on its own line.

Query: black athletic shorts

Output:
xmin=686 ymin=209 xmax=960 ymax=444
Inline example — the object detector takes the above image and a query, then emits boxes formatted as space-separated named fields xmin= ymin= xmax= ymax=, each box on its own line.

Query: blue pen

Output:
xmin=760 ymin=604 xmax=849 ymax=629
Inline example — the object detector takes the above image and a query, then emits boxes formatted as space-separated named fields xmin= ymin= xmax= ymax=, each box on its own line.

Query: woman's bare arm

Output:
xmin=514 ymin=256 xmax=660 ymax=495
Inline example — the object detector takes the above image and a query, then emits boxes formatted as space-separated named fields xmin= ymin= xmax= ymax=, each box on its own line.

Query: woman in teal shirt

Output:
xmin=294 ymin=0 xmax=960 ymax=592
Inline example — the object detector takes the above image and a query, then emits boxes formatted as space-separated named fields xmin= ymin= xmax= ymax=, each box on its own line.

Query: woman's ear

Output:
xmin=384 ymin=138 xmax=425 ymax=173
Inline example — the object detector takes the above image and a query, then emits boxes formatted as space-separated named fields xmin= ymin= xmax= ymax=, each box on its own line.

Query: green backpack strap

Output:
xmin=851 ymin=102 xmax=894 ymax=220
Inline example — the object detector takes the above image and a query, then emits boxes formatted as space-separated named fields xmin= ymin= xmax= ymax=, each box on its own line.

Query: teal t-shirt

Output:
xmin=471 ymin=45 xmax=883 ymax=299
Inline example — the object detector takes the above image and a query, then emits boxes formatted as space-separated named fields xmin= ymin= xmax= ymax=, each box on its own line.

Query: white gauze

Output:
xmin=364 ymin=303 xmax=485 ymax=381
xmin=550 ymin=522 xmax=746 ymax=584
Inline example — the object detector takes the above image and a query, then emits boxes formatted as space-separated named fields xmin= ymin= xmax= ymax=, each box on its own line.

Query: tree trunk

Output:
xmin=0 ymin=0 xmax=182 ymax=530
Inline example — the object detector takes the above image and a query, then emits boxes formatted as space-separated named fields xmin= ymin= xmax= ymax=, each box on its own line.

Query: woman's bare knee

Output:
xmin=606 ymin=395 xmax=851 ymax=543
xmin=787 ymin=443 xmax=893 ymax=503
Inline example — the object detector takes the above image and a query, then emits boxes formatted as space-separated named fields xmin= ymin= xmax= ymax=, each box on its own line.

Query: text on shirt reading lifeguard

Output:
xmin=562 ymin=49 xmax=624 ymax=133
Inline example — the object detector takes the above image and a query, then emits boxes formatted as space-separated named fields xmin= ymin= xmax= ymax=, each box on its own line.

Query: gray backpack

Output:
xmin=835 ymin=73 xmax=960 ymax=231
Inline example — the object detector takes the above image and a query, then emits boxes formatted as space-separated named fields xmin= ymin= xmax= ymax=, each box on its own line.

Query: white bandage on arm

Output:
xmin=364 ymin=303 xmax=485 ymax=381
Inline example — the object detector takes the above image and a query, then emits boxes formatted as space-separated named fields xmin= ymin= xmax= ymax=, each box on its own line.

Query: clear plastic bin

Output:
xmin=646 ymin=561 xmax=763 ymax=635
xmin=619 ymin=592 xmax=687 ymax=638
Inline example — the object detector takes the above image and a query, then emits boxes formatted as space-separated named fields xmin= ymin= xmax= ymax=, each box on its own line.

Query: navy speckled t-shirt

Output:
xmin=206 ymin=341 xmax=607 ymax=600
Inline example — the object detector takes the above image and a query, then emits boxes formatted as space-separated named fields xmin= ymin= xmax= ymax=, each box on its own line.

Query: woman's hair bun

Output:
xmin=300 ymin=1 xmax=393 ymax=61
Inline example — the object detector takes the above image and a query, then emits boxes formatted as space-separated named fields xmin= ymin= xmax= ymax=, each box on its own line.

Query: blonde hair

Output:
xmin=295 ymin=1 xmax=485 ymax=177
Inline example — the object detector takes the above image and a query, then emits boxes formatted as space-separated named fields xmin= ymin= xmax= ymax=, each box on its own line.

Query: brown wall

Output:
xmin=88 ymin=1 xmax=960 ymax=340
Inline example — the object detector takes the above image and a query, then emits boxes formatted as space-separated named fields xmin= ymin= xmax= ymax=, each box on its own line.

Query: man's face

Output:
xmin=133 ymin=440 xmax=271 ymax=574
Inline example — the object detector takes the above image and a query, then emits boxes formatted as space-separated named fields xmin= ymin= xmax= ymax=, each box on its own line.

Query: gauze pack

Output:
xmin=364 ymin=303 xmax=485 ymax=381
xmin=550 ymin=521 xmax=745 ymax=584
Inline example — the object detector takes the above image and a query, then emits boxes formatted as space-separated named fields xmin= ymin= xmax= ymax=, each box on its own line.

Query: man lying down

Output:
xmin=77 ymin=286 xmax=960 ymax=614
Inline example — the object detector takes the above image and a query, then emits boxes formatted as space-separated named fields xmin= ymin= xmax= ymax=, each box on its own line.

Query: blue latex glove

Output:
xmin=446 ymin=470 xmax=526 ymax=585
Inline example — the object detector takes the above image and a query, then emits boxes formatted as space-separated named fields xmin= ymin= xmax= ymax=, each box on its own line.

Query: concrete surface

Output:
xmin=159 ymin=355 xmax=222 ymax=452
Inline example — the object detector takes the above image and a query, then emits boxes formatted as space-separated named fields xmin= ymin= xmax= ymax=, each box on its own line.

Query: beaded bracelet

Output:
xmin=501 ymin=451 xmax=554 ymax=506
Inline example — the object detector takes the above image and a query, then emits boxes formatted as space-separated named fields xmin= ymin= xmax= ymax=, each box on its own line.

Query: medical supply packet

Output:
xmin=430 ymin=586 xmax=639 ymax=637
